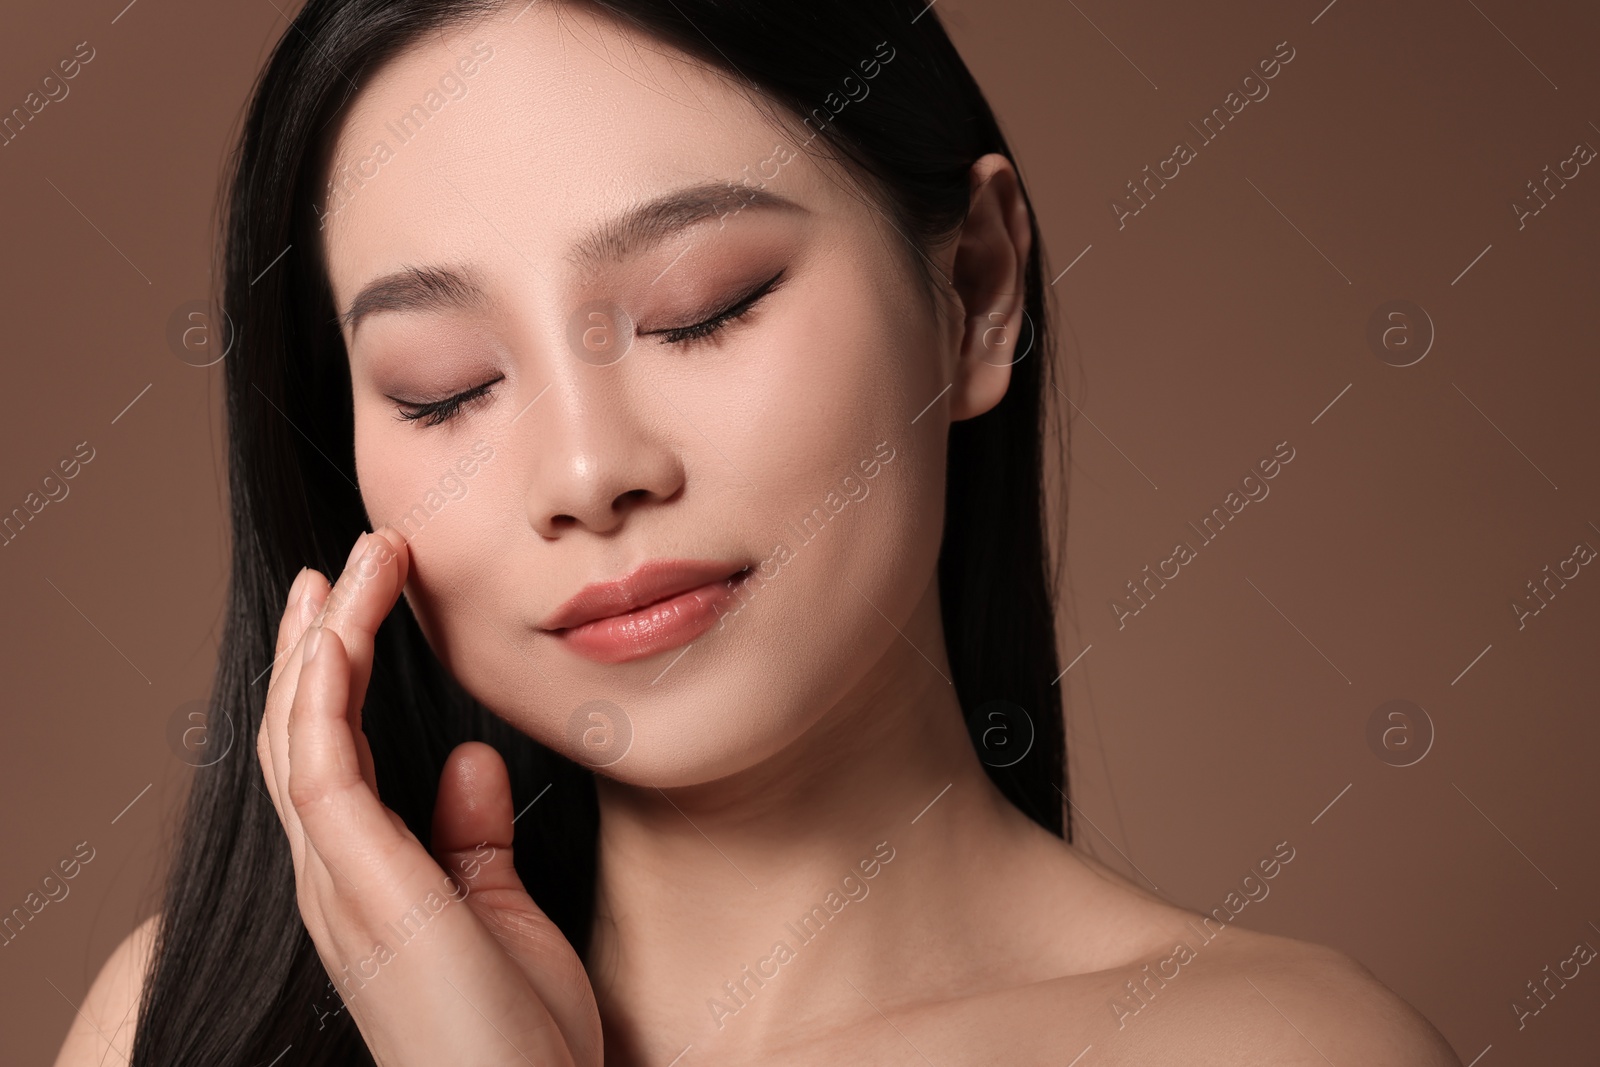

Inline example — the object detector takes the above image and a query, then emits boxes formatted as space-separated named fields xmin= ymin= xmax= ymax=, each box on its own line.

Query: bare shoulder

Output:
xmin=993 ymin=838 xmax=1462 ymax=1064
xmin=1092 ymin=921 xmax=1465 ymax=1066
xmin=52 ymin=912 xmax=161 ymax=1067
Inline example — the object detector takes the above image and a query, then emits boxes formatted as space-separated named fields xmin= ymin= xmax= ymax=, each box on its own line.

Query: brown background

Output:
xmin=3 ymin=0 xmax=1596 ymax=1063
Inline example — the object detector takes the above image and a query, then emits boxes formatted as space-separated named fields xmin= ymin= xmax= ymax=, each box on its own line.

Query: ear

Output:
xmin=947 ymin=153 xmax=1033 ymax=422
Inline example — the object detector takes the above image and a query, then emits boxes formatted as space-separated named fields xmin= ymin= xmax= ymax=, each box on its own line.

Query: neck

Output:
xmin=583 ymin=581 xmax=1051 ymax=1061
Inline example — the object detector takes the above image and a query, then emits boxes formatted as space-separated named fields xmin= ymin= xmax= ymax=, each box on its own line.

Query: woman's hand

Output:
xmin=256 ymin=528 xmax=603 ymax=1066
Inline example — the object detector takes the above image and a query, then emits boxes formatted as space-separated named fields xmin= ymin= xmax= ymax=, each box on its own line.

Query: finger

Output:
xmin=285 ymin=619 xmax=409 ymax=867
xmin=285 ymin=623 xmax=455 ymax=971
xmin=264 ymin=530 xmax=390 ymax=851
xmin=267 ymin=611 xmax=333 ymax=867
xmin=256 ymin=567 xmax=309 ymax=822
xmin=313 ymin=528 xmax=410 ymax=759
xmin=317 ymin=529 xmax=403 ymax=793
xmin=268 ymin=565 xmax=330 ymax=690
xmin=259 ymin=571 xmax=332 ymax=834
xmin=431 ymin=743 xmax=524 ymax=896
xmin=432 ymin=743 xmax=601 ymax=1064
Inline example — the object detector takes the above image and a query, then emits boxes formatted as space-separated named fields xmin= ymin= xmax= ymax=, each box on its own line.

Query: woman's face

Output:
xmin=319 ymin=5 xmax=974 ymax=786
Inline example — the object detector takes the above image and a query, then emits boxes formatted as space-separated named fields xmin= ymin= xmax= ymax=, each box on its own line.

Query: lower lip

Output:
xmin=553 ymin=571 xmax=748 ymax=664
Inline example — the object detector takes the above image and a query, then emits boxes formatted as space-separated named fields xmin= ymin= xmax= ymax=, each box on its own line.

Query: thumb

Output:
xmin=432 ymin=742 xmax=601 ymax=1061
xmin=431 ymin=741 xmax=535 ymax=905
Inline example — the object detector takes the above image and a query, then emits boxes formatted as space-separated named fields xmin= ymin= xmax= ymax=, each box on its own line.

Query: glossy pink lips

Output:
xmin=544 ymin=559 xmax=750 ymax=664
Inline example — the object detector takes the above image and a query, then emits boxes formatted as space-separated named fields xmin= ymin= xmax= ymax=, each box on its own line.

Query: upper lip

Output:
xmin=541 ymin=558 xmax=749 ymax=631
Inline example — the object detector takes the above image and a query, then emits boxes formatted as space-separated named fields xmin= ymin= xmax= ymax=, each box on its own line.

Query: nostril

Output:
xmin=613 ymin=488 xmax=650 ymax=510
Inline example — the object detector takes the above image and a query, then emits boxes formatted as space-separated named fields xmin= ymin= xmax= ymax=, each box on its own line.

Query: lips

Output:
xmin=542 ymin=558 xmax=750 ymax=632
xmin=542 ymin=558 xmax=753 ymax=665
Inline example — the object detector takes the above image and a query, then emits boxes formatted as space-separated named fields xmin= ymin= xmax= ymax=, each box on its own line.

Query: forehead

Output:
xmin=318 ymin=4 xmax=840 ymax=313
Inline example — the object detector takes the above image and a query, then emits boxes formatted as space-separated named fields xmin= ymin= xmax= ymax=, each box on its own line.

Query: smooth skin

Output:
xmin=57 ymin=526 xmax=1462 ymax=1067
xmin=58 ymin=5 xmax=1464 ymax=1065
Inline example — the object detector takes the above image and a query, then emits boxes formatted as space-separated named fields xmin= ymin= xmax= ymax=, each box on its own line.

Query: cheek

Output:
xmin=353 ymin=417 xmax=399 ymax=516
xmin=385 ymin=483 xmax=559 ymax=739
xmin=352 ymin=426 xmax=575 ymax=750
xmin=733 ymin=263 xmax=944 ymax=511
xmin=709 ymin=263 xmax=948 ymax=631
xmin=353 ymin=412 xmax=501 ymax=642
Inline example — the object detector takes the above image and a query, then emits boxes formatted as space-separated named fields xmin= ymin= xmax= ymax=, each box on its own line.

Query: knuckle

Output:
xmin=286 ymin=771 xmax=334 ymax=813
xmin=274 ymin=603 xmax=311 ymax=659
xmin=328 ymin=542 xmax=397 ymax=630
xmin=274 ymin=612 xmax=298 ymax=653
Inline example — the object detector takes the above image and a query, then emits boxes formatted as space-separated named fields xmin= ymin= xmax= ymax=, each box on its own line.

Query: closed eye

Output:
xmin=390 ymin=375 xmax=503 ymax=427
xmin=642 ymin=269 xmax=785 ymax=347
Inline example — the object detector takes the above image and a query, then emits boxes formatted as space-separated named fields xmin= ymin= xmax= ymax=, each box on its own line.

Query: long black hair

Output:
xmin=134 ymin=2 xmax=1069 ymax=1062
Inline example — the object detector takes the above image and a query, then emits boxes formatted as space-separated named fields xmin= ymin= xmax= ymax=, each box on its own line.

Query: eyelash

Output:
xmin=391 ymin=270 xmax=784 ymax=427
xmin=646 ymin=268 xmax=785 ymax=347
xmin=393 ymin=376 xmax=501 ymax=427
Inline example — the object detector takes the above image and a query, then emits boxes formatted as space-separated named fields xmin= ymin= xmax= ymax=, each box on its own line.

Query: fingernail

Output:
xmin=368 ymin=526 xmax=394 ymax=560
xmin=300 ymin=573 xmax=327 ymax=627
xmin=302 ymin=623 xmax=324 ymax=665
xmin=287 ymin=567 xmax=309 ymax=608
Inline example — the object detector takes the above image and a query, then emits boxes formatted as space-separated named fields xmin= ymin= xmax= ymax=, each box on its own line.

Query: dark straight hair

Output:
xmin=133 ymin=2 xmax=1069 ymax=1063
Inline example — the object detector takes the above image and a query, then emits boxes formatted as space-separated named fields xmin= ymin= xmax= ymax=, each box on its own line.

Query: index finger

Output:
xmin=312 ymin=526 xmax=410 ymax=722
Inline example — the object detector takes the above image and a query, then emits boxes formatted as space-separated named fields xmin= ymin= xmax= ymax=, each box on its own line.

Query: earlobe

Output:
xmin=949 ymin=321 xmax=1015 ymax=420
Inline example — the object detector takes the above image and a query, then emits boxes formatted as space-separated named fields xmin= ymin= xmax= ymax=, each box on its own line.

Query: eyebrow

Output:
xmin=338 ymin=180 xmax=808 ymax=337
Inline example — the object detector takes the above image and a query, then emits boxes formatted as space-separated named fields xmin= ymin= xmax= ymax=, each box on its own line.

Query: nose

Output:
xmin=523 ymin=377 xmax=686 ymax=538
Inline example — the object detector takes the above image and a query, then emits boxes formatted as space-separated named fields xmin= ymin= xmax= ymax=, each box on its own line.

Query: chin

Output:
xmin=532 ymin=641 xmax=823 ymax=788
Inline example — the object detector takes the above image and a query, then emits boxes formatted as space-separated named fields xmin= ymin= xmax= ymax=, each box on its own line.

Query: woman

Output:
xmin=56 ymin=1 xmax=1462 ymax=1063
